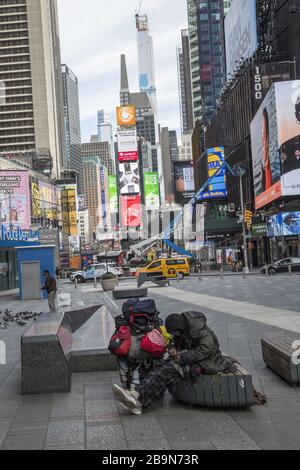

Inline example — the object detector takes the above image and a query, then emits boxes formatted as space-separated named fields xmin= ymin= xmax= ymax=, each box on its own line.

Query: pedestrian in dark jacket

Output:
xmin=41 ymin=270 xmax=57 ymax=313
xmin=112 ymin=311 xmax=236 ymax=415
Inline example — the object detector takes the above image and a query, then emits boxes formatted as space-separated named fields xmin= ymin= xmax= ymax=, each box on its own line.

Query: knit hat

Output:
xmin=165 ymin=314 xmax=185 ymax=336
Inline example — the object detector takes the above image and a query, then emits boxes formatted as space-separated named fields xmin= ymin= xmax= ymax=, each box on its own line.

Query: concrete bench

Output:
xmin=21 ymin=305 xmax=117 ymax=395
xmin=262 ymin=337 xmax=300 ymax=386
xmin=138 ymin=273 xmax=170 ymax=288
xmin=169 ymin=365 xmax=255 ymax=408
xmin=113 ymin=286 xmax=148 ymax=299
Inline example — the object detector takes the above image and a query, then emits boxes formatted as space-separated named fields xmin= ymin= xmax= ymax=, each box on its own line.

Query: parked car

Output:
xmin=70 ymin=263 xmax=123 ymax=283
xmin=137 ymin=257 xmax=190 ymax=280
xmin=260 ymin=258 xmax=300 ymax=276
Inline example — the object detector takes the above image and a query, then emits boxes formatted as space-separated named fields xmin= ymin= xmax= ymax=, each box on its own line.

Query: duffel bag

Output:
xmin=128 ymin=334 xmax=153 ymax=360
xmin=140 ymin=328 xmax=167 ymax=358
xmin=108 ymin=326 xmax=132 ymax=357
xmin=122 ymin=298 xmax=158 ymax=318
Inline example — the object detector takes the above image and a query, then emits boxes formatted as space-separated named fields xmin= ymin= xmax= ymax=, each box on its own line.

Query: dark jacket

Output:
xmin=42 ymin=276 xmax=57 ymax=295
xmin=175 ymin=312 xmax=225 ymax=375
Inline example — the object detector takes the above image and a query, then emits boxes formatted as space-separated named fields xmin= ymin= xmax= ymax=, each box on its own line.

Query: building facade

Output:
xmin=61 ymin=64 xmax=82 ymax=192
xmin=160 ymin=127 xmax=175 ymax=201
xmin=0 ymin=0 xmax=65 ymax=178
xmin=97 ymin=109 xmax=115 ymax=161
xmin=81 ymin=142 xmax=114 ymax=175
xmin=82 ymin=156 xmax=102 ymax=234
xmin=177 ymin=29 xmax=194 ymax=134
xmin=187 ymin=0 xmax=226 ymax=124
xmin=78 ymin=209 xmax=93 ymax=246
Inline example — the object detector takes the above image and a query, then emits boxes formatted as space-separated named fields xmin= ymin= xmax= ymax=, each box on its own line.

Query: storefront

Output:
xmin=267 ymin=211 xmax=300 ymax=262
xmin=0 ymin=227 xmax=40 ymax=292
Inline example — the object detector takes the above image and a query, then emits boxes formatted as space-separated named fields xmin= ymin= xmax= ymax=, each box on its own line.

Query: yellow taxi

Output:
xmin=137 ymin=257 xmax=190 ymax=280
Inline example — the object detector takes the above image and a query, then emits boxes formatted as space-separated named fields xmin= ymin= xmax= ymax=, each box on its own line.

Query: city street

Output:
xmin=0 ymin=275 xmax=300 ymax=450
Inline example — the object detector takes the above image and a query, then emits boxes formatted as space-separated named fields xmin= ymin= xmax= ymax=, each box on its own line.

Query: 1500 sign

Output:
xmin=254 ymin=66 xmax=263 ymax=100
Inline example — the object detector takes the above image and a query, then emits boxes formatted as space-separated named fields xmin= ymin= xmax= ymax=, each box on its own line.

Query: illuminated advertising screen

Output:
xmin=117 ymin=129 xmax=138 ymax=162
xmin=78 ymin=195 xmax=86 ymax=211
xmin=119 ymin=162 xmax=140 ymax=195
xmin=198 ymin=147 xmax=227 ymax=200
xmin=225 ymin=0 xmax=258 ymax=80
xmin=61 ymin=188 xmax=78 ymax=236
xmin=31 ymin=179 xmax=61 ymax=221
xmin=121 ymin=195 xmax=141 ymax=227
xmin=267 ymin=212 xmax=300 ymax=237
xmin=0 ymin=171 xmax=31 ymax=230
xmin=108 ymin=176 xmax=118 ymax=214
xmin=116 ymin=106 xmax=136 ymax=127
xmin=174 ymin=161 xmax=195 ymax=204
xmin=144 ymin=172 xmax=160 ymax=210
xmin=99 ymin=166 xmax=107 ymax=227
xmin=251 ymin=80 xmax=300 ymax=209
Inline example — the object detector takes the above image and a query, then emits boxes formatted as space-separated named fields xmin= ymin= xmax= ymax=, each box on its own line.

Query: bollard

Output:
xmin=75 ymin=278 xmax=78 ymax=290
xmin=220 ymin=267 xmax=224 ymax=280
xmin=198 ymin=271 xmax=202 ymax=281
xmin=177 ymin=273 xmax=180 ymax=282
xmin=265 ymin=265 xmax=269 ymax=277
xmin=94 ymin=277 xmax=97 ymax=288
xmin=243 ymin=268 xmax=246 ymax=279
xmin=289 ymin=265 xmax=292 ymax=276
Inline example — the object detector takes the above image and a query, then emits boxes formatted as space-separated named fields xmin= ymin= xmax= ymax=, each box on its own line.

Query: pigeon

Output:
xmin=0 ymin=321 xmax=7 ymax=329
xmin=16 ymin=319 xmax=27 ymax=327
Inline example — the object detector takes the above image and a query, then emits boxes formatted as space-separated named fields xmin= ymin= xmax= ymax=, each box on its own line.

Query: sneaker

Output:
xmin=112 ymin=384 xmax=142 ymax=415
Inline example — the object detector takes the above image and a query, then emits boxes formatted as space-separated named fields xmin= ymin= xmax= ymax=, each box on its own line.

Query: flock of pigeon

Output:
xmin=0 ymin=309 xmax=44 ymax=329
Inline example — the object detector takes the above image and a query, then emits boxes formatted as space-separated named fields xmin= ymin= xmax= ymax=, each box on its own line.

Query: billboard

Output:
xmin=99 ymin=166 xmax=107 ymax=228
xmin=117 ymin=129 xmax=138 ymax=162
xmin=119 ymin=162 xmax=140 ymax=195
xmin=0 ymin=171 xmax=31 ymax=230
xmin=108 ymin=176 xmax=118 ymax=214
xmin=116 ymin=106 xmax=136 ymax=127
xmin=121 ymin=195 xmax=141 ymax=227
xmin=77 ymin=195 xmax=86 ymax=212
xmin=31 ymin=178 xmax=61 ymax=221
xmin=61 ymin=188 xmax=78 ymax=236
xmin=267 ymin=212 xmax=300 ymax=237
xmin=174 ymin=161 xmax=195 ymax=204
xmin=251 ymin=80 xmax=300 ymax=209
xmin=198 ymin=147 xmax=227 ymax=200
xmin=225 ymin=0 xmax=258 ymax=80
xmin=144 ymin=172 xmax=160 ymax=210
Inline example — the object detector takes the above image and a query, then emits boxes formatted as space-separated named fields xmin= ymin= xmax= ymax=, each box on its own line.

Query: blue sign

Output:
xmin=198 ymin=147 xmax=228 ymax=200
xmin=0 ymin=225 xmax=39 ymax=243
xmin=267 ymin=212 xmax=300 ymax=237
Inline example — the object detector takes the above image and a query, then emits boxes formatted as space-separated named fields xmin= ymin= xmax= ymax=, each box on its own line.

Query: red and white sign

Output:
xmin=117 ymin=129 xmax=138 ymax=162
xmin=121 ymin=195 xmax=141 ymax=227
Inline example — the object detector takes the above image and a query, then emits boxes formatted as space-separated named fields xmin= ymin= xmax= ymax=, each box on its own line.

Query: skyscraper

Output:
xmin=97 ymin=109 xmax=115 ymax=162
xmin=81 ymin=142 xmax=114 ymax=175
xmin=61 ymin=64 xmax=82 ymax=192
xmin=187 ymin=0 xmax=226 ymax=124
xmin=0 ymin=0 xmax=65 ymax=178
xmin=177 ymin=30 xmax=194 ymax=133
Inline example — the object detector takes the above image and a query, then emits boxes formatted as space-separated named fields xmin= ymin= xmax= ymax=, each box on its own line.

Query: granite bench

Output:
xmin=262 ymin=337 xmax=300 ymax=386
xmin=112 ymin=286 xmax=148 ymax=299
xmin=138 ymin=273 xmax=170 ymax=288
xmin=21 ymin=305 xmax=117 ymax=395
xmin=169 ymin=365 xmax=255 ymax=408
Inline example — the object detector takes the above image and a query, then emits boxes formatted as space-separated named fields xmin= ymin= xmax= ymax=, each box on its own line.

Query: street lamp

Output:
xmin=233 ymin=163 xmax=250 ymax=274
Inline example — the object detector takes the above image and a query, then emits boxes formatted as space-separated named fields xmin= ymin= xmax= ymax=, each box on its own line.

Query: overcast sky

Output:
xmin=58 ymin=0 xmax=188 ymax=143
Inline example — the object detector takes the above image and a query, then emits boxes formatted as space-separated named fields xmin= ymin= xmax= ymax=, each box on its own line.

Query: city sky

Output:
xmin=58 ymin=0 xmax=188 ymax=143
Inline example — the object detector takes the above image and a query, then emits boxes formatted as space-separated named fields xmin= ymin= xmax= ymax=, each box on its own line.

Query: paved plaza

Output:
xmin=0 ymin=275 xmax=300 ymax=450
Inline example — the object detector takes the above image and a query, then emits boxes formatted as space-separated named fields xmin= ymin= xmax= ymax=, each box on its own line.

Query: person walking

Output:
xmin=41 ymin=270 xmax=57 ymax=313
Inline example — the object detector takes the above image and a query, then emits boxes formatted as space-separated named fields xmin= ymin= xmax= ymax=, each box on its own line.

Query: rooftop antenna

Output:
xmin=136 ymin=0 xmax=143 ymax=16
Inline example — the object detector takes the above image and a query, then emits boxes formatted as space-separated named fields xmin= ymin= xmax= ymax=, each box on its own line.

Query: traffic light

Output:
xmin=244 ymin=210 xmax=253 ymax=230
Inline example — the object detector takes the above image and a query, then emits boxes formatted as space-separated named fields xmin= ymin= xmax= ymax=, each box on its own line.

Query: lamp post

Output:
xmin=233 ymin=163 xmax=250 ymax=274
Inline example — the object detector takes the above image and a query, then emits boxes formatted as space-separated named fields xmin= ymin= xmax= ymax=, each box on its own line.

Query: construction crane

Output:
xmin=130 ymin=161 xmax=237 ymax=258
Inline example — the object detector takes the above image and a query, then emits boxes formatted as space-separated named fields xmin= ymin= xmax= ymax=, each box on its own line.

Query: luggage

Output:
xmin=122 ymin=298 xmax=160 ymax=334
xmin=128 ymin=335 xmax=152 ymax=360
xmin=108 ymin=326 xmax=132 ymax=357
xmin=140 ymin=328 xmax=167 ymax=358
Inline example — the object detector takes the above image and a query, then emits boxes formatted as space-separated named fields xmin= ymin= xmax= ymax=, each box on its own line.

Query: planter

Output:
xmin=101 ymin=279 xmax=117 ymax=292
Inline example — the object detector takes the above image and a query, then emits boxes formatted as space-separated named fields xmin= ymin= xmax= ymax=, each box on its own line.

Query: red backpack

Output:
xmin=108 ymin=326 xmax=132 ymax=357
xmin=140 ymin=328 xmax=167 ymax=358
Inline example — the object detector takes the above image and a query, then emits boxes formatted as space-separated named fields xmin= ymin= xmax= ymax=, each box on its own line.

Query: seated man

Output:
xmin=113 ymin=311 xmax=236 ymax=415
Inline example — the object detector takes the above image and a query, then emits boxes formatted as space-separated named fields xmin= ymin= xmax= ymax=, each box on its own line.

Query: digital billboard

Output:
xmin=198 ymin=147 xmax=227 ymax=200
xmin=99 ymin=166 xmax=107 ymax=228
xmin=267 ymin=212 xmax=300 ymax=237
xmin=144 ymin=172 xmax=160 ymax=210
xmin=119 ymin=162 xmax=140 ymax=195
xmin=31 ymin=178 xmax=61 ymax=221
xmin=116 ymin=106 xmax=136 ymax=127
xmin=108 ymin=176 xmax=118 ymax=214
xmin=117 ymin=129 xmax=138 ymax=162
xmin=77 ymin=195 xmax=86 ymax=212
xmin=121 ymin=195 xmax=141 ymax=228
xmin=0 ymin=171 xmax=31 ymax=230
xmin=251 ymin=80 xmax=300 ymax=209
xmin=174 ymin=161 xmax=195 ymax=204
xmin=61 ymin=188 xmax=78 ymax=236
xmin=225 ymin=0 xmax=258 ymax=80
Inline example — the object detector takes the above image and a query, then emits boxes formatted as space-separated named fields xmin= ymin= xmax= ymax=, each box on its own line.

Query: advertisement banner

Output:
xmin=116 ymin=106 xmax=136 ymax=126
xmin=31 ymin=179 xmax=61 ymax=221
xmin=119 ymin=162 xmax=140 ymax=195
xmin=99 ymin=166 xmax=107 ymax=228
xmin=198 ymin=147 xmax=227 ymax=200
xmin=117 ymin=129 xmax=138 ymax=162
xmin=251 ymin=80 xmax=300 ymax=209
xmin=77 ymin=195 xmax=86 ymax=212
xmin=61 ymin=189 xmax=78 ymax=236
xmin=108 ymin=176 xmax=118 ymax=214
xmin=267 ymin=212 xmax=300 ymax=237
xmin=174 ymin=161 xmax=195 ymax=204
xmin=225 ymin=0 xmax=258 ymax=80
xmin=144 ymin=172 xmax=160 ymax=210
xmin=121 ymin=195 xmax=141 ymax=227
xmin=0 ymin=171 xmax=31 ymax=230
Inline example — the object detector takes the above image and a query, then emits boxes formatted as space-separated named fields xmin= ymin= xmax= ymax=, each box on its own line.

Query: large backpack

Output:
xmin=122 ymin=298 xmax=160 ymax=334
